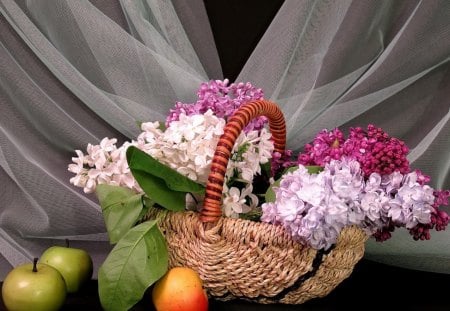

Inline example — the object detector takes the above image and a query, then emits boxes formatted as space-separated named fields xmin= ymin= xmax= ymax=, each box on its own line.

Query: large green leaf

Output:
xmin=131 ymin=169 xmax=187 ymax=212
xmin=126 ymin=146 xmax=205 ymax=211
xmin=95 ymin=184 xmax=145 ymax=244
xmin=98 ymin=221 xmax=168 ymax=311
xmin=265 ymin=165 xmax=323 ymax=203
xmin=127 ymin=146 xmax=205 ymax=193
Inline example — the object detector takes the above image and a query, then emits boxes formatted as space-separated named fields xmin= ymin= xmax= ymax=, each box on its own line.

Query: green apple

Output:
xmin=39 ymin=240 xmax=93 ymax=293
xmin=1 ymin=258 xmax=66 ymax=311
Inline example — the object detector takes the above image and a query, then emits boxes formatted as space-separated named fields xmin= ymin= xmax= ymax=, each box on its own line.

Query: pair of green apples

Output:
xmin=1 ymin=241 xmax=93 ymax=311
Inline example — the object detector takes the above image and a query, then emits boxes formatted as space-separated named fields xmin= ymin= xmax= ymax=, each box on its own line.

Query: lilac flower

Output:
xmin=271 ymin=149 xmax=295 ymax=178
xmin=326 ymin=157 xmax=364 ymax=201
xmin=222 ymin=184 xmax=258 ymax=218
xmin=297 ymin=125 xmax=410 ymax=178
xmin=261 ymin=202 xmax=280 ymax=224
xmin=166 ymin=79 xmax=266 ymax=132
xmin=345 ymin=125 xmax=410 ymax=177
xmin=261 ymin=160 xmax=356 ymax=250
xmin=298 ymin=208 xmax=339 ymax=250
xmin=67 ymin=80 xmax=450 ymax=251
xmin=68 ymin=138 xmax=140 ymax=193
xmin=297 ymin=128 xmax=345 ymax=166
xmin=261 ymin=158 xmax=448 ymax=250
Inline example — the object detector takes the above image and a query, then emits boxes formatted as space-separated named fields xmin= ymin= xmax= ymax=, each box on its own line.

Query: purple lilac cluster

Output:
xmin=263 ymin=125 xmax=450 ymax=249
xmin=165 ymin=79 xmax=267 ymax=132
xmin=376 ymin=187 xmax=450 ymax=242
xmin=261 ymin=158 xmax=448 ymax=250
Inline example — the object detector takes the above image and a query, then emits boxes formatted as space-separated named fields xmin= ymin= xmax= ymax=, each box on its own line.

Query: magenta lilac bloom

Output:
xmin=297 ymin=125 xmax=410 ymax=178
xmin=297 ymin=128 xmax=345 ymax=166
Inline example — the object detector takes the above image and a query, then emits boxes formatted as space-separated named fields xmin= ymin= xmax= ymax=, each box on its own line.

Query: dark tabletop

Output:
xmin=2 ymin=259 xmax=449 ymax=311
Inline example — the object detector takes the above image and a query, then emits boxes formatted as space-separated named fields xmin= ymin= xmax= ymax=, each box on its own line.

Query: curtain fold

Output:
xmin=0 ymin=0 xmax=449 ymax=278
xmin=0 ymin=0 xmax=220 ymax=278
xmin=237 ymin=0 xmax=450 ymax=272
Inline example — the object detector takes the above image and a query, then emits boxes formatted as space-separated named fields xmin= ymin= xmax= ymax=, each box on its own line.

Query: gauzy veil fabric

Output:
xmin=238 ymin=0 xmax=450 ymax=273
xmin=0 ymin=0 xmax=449 ymax=279
xmin=0 ymin=0 xmax=221 ymax=279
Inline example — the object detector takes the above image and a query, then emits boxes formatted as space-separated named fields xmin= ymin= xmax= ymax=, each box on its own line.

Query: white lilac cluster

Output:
xmin=136 ymin=110 xmax=273 ymax=216
xmin=261 ymin=158 xmax=435 ymax=250
xmin=222 ymin=184 xmax=259 ymax=218
xmin=68 ymin=110 xmax=274 ymax=218
xmin=136 ymin=110 xmax=274 ymax=186
xmin=220 ymin=128 xmax=273 ymax=218
xmin=227 ymin=127 xmax=273 ymax=183
xmin=135 ymin=110 xmax=225 ymax=184
xmin=68 ymin=138 xmax=140 ymax=193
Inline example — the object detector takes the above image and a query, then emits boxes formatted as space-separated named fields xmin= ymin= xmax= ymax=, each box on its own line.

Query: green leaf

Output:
xmin=131 ymin=169 xmax=188 ymax=211
xmin=98 ymin=220 xmax=168 ymax=311
xmin=265 ymin=165 xmax=324 ymax=202
xmin=138 ymin=196 xmax=155 ymax=221
xmin=305 ymin=165 xmax=323 ymax=174
xmin=260 ymin=161 xmax=272 ymax=177
xmin=126 ymin=146 xmax=205 ymax=211
xmin=127 ymin=146 xmax=204 ymax=193
xmin=264 ymin=177 xmax=280 ymax=204
xmin=95 ymin=184 xmax=145 ymax=244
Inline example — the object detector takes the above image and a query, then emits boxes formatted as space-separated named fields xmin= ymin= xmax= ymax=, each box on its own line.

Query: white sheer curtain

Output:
xmin=0 ymin=0 xmax=449 ymax=279
xmin=238 ymin=0 xmax=450 ymax=273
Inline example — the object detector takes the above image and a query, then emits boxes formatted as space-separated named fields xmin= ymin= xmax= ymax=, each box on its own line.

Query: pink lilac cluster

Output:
xmin=261 ymin=158 xmax=448 ymax=250
xmin=165 ymin=79 xmax=267 ymax=132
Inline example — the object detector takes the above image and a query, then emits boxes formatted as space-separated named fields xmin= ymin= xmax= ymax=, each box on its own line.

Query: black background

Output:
xmin=204 ymin=0 xmax=285 ymax=82
xmin=2 ymin=259 xmax=448 ymax=310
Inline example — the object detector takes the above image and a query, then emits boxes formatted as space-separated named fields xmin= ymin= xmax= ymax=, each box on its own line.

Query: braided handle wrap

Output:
xmin=201 ymin=100 xmax=286 ymax=223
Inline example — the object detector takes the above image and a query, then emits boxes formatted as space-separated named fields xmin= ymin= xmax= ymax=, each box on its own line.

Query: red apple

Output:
xmin=1 ymin=258 xmax=67 ymax=311
xmin=39 ymin=240 xmax=93 ymax=293
xmin=152 ymin=266 xmax=208 ymax=311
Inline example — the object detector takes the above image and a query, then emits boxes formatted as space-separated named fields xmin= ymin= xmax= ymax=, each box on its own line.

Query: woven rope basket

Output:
xmin=146 ymin=100 xmax=368 ymax=304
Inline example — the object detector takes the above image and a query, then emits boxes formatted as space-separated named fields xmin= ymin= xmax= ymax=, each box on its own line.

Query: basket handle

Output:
xmin=201 ymin=100 xmax=286 ymax=223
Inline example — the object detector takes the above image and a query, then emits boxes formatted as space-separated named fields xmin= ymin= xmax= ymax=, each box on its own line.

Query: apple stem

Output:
xmin=65 ymin=238 xmax=70 ymax=248
xmin=33 ymin=257 xmax=38 ymax=272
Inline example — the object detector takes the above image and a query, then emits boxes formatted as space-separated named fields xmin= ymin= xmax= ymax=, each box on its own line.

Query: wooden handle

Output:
xmin=201 ymin=100 xmax=286 ymax=223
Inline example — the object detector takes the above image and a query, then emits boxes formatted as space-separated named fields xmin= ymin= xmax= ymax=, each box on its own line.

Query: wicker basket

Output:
xmin=146 ymin=100 xmax=368 ymax=304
